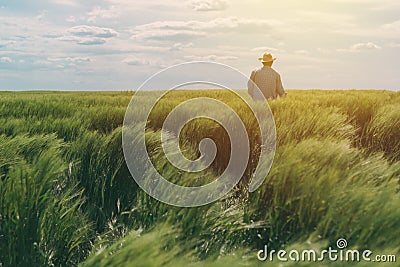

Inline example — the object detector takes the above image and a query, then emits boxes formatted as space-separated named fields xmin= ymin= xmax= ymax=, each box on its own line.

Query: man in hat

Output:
xmin=248 ymin=53 xmax=287 ymax=100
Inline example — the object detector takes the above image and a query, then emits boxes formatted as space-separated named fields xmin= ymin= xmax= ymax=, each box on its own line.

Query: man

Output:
xmin=248 ymin=53 xmax=287 ymax=101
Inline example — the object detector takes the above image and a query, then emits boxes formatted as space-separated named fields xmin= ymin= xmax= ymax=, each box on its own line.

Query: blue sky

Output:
xmin=0 ymin=0 xmax=399 ymax=90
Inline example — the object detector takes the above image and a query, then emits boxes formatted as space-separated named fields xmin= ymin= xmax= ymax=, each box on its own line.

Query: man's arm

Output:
xmin=247 ymin=70 xmax=256 ymax=97
xmin=276 ymin=74 xmax=287 ymax=97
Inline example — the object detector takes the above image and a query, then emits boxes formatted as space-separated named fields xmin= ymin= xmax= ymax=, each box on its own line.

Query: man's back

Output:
xmin=248 ymin=66 xmax=286 ymax=100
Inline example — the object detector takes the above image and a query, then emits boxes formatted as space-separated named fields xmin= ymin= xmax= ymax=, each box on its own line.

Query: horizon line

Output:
xmin=0 ymin=88 xmax=399 ymax=93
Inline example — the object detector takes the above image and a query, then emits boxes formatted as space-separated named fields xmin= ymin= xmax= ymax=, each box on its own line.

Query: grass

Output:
xmin=0 ymin=90 xmax=399 ymax=266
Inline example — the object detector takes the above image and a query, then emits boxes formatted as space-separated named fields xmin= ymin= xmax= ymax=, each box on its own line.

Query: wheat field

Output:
xmin=0 ymin=90 xmax=399 ymax=266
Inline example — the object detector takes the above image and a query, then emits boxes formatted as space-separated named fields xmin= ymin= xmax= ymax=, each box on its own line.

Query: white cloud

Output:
xmin=134 ymin=17 xmax=280 ymax=31
xmin=77 ymin=38 xmax=106 ymax=45
xmin=36 ymin=10 xmax=47 ymax=21
xmin=0 ymin=40 xmax=16 ymax=49
xmin=251 ymin=46 xmax=280 ymax=53
xmin=66 ymin=16 xmax=77 ymax=23
xmin=294 ymin=50 xmax=310 ymax=55
xmin=67 ymin=25 xmax=118 ymax=38
xmin=122 ymin=56 xmax=181 ymax=68
xmin=122 ymin=56 xmax=149 ymax=66
xmin=28 ymin=56 xmax=91 ymax=69
xmin=131 ymin=17 xmax=282 ymax=41
xmin=104 ymin=0 xmax=181 ymax=8
xmin=184 ymin=54 xmax=238 ymax=61
xmin=189 ymin=0 xmax=227 ymax=11
xmin=57 ymin=25 xmax=119 ymax=46
xmin=52 ymin=0 xmax=79 ymax=6
xmin=47 ymin=56 xmax=92 ymax=63
xmin=87 ymin=6 xmax=118 ymax=23
xmin=57 ymin=35 xmax=106 ymax=45
xmin=0 ymin=57 xmax=13 ymax=63
xmin=33 ymin=60 xmax=53 ymax=67
xmin=132 ymin=29 xmax=205 ymax=41
xmin=170 ymin=42 xmax=193 ymax=51
xmin=337 ymin=42 xmax=382 ymax=52
xmin=352 ymin=42 xmax=381 ymax=50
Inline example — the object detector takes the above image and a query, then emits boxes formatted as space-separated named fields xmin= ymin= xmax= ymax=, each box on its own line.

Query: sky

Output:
xmin=0 ymin=0 xmax=399 ymax=91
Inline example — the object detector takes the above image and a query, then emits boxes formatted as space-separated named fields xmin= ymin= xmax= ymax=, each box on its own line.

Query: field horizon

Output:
xmin=0 ymin=88 xmax=399 ymax=93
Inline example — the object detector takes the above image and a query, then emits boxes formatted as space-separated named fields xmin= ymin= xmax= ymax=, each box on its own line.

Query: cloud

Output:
xmin=47 ymin=56 xmax=92 ymax=63
xmin=294 ymin=50 xmax=310 ymax=55
xmin=51 ymin=0 xmax=79 ymax=6
xmin=77 ymin=38 xmax=107 ymax=45
xmin=251 ymin=46 xmax=281 ymax=53
xmin=57 ymin=35 xmax=106 ymax=45
xmin=132 ymin=29 xmax=205 ymax=41
xmin=338 ymin=42 xmax=382 ymax=52
xmin=122 ymin=56 xmax=181 ymax=68
xmin=66 ymin=16 xmax=77 ymax=23
xmin=0 ymin=40 xmax=16 ymax=49
xmin=104 ymin=0 xmax=181 ymax=8
xmin=184 ymin=55 xmax=238 ymax=61
xmin=56 ymin=25 xmax=118 ymax=46
xmin=352 ymin=42 xmax=381 ymax=50
xmin=122 ymin=56 xmax=149 ymax=66
xmin=134 ymin=17 xmax=280 ymax=31
xmin=36 ymin=10 xmax=47 ymax=21
xmin=189 ymin=0 xmax=227 ymax=11
xmin=169 ymin=42 xmax=193 ymax=51
xmin=67 ymin=25 xmax=118 ymax=38
xmin=131 ymin=17 xmax=282 ymax=41
xmin=0 ymin=57 xmax=13 ymax=63
xmin=87 ymin=6 xmax=118 ymax=23
xmin=0 ymin=53 xmax=93 ymax=72
xmin=43 ymin=56 xmax=92 ymax=68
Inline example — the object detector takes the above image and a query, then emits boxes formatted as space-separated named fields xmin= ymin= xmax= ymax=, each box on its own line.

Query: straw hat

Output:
xmin=258 ymin=53 xmax=276 ymax=63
